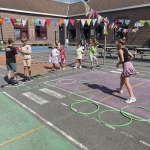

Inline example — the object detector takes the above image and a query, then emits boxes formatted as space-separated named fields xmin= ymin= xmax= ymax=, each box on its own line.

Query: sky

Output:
xmin=53 ymin=0 xmax=83 ymax=4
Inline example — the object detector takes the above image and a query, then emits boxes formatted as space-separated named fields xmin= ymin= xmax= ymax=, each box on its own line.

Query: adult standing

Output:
xmin=5 ymin=38 xmax=18 ymax=85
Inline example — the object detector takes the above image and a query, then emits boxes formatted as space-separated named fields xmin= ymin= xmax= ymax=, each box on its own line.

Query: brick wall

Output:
xmin=0 ymin=11 xmax=60 ymax=45
xmin=69 ymin=6 xmax=150 ymax=46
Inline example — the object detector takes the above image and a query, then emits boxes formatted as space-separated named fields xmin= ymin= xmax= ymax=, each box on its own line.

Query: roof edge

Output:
xmin=0 ymin=7 xmax=68 ymax=18
xmin=68 ymin=3 xmax=150 ymax=17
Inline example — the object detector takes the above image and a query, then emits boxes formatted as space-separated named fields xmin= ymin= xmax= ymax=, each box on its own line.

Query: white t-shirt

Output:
xmin=21 ymin=45 xmax=32 ymax=59
xmin=76 ymin=48 xmax=83 ymax=59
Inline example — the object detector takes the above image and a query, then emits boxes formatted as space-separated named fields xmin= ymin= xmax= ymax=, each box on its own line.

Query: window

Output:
xmin=96 ymin=24 xmax=104 ymax=40
xmin=68 ymin=23 xmax=76 ymax=40
xmin=81 ymin=23 xmax=90 ymax=40
xmin=14 ymin=24 xmax=28 ymax=40
xmin=35 ymin=23 xmax=47 ymax=40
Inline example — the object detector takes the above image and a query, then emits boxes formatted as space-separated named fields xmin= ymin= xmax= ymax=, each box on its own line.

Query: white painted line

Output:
xmin=51 ymin=75 xmax=55 ymax=76
xmin=110 ymin=71 xmax=121 ymax=74
xmin=39 ymin=88 xmax=66 ymax=99
xmin=120 ymin=132 xmax=133 ymax=138
xmin=2 ymin=92 xmax=89 ymax=150
xmin=106 ymin=125 xmax=116 ymax=130
xmin=92 ymin=118 xmax=100 ymax=123
xmin=22 ymin=92 xmax=49 ymax=105
xmin=61 ymin=103 xmax=68 ymax=107
xmin=140 ymin=141 xmax=150 ymax=147
xmin=45 ymin=76 xmax=50 ymax=78
xmin=117 ymin=69 xmax=123 ymax=71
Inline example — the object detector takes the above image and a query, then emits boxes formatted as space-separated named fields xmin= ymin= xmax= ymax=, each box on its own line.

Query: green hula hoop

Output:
xmin=68 ymin=92 xmax=92 ymax=101
xmin=76 ymin=85 xmax=96 ymax=93
xmin=71 ymin=101 xmax=100 ymax=115
xmin=38 ymin=81 xmax=57 ymax=88
xmin=120 ymin=105 xmax=150 ymax=122
xmin=98 ymin=110 xmax=133 ymax=127
xmin=17 ymin=83 xmax=39 ymax=91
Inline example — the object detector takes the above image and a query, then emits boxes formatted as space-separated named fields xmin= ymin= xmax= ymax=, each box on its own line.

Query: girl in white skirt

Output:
xmin=116 ymin=38 xmax=137 ymax=103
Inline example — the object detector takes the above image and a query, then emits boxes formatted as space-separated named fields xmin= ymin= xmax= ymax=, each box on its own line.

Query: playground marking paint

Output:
xmin=2 ymin=92 xmax=90 ymax=150
xmin=22 ymin=92 xmax=49 ymax=105
xmin=100 ymin=81 xmax=145 ymax=102
xmin=39 ymin=88 xmax=66 ymax=99
xmin=0 ymin=126 xmax=45 ymax=147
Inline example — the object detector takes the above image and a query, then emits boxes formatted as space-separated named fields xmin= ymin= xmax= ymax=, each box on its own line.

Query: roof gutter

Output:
xmin=68 ymin=3 xmax=150 ymax=17
xmin=0 ymin=7 xmax=68 ymax=18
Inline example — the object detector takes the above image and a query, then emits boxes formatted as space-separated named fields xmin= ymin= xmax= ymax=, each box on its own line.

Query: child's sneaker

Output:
xmin=73 ymin=66 xmax=77 ymax=69
xmin=116 ymin=88 xmax=123 ymax=94
xmin=62 ymin=68 xmax=65 ymax=70
xmin=125 ymin=97 xmax=136 ymax=103
xmin=79 ymin=66 xmax=82 ymax=69
xmin=51 ymin=68 xmax=56 ymax=71
xmin=97 ymin=65 xmax=100 ymax=68
xmin=91 ymin=66 xmax=94 ymax=70
xmin=60 ymin=67 xmax=62 ymax=70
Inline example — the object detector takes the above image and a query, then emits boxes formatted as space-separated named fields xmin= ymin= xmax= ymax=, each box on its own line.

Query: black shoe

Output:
xmin=13 ymin=80 xmax=18 ymax=85
xmin=27 ymin=77 xmax=31 ymax=81
xmin=30 ymin=76 xmax=33 ymax=80
xmin=97 ymin=65 xmax=100 ymax=68
xmin=23 ymin=77 xmax=27 ymax=82
xmin=91 ymin=66 xmax=94 ymax=70
xmin=7 ymin=80 xmax=12 ymax=84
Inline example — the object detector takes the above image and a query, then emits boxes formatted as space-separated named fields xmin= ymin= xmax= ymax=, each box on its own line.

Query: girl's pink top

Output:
xmin=60 ymin=49 xmax=65 ymax=58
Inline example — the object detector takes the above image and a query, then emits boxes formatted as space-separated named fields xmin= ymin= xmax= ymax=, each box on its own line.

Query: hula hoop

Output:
xmin=71 ymin=101 xmax=100 ymax=115
xmin=17 ymin=83 xmax=38 ymax=91
xmin=120 ymin=105 xmax=150 ymax=122
xmin=98 ymin=110 xmax=133 ymax=127
xmin=38 ymin=81 xmax=57 ymax=88
xmin=58 ymin=79 xmax=76 ymax=85
xmin=68 ymin=92 xmax=92 ymax=101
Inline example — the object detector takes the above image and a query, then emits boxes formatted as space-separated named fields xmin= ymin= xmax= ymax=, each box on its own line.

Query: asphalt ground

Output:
xmin=0 ymin=48 xmax=150 ymax=150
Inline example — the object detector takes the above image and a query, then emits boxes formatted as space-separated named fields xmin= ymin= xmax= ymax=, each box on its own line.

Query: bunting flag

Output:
xmin=64 ymin=19 xmax=69 ymax=27
xmin=10 ymin=18 xmax=16 ymax=26
xmin=92 ymin=11 xmax=95 ymax=19
xmin=118 ymin=19 xmax=124 ymax=24
xmin=34 ymin=19 xmax=40 ymax=26
xmin=86 ymin=19 xmax=91 ymax=26
xmin=104 ymin=22 xmax=108 ymax=35
xmin=52 ymin=19 xmax=58 ymax=26
xmin=92 ymin=19 xmax=97 ymax=26
xmin=28 ymin=19 xmax=34 ymax=25
xmin=139 ymin=20 xmax=146 ymax=25
xmin=16 ymin=19 xmax=22 ymax=25
xmin=114 ymin=18 xmax=119 ymax=23
xmin=98 ymin=15 xmax=102 ymax=24
xmin=40 ymin=19 xmax=46 ymax=26
xmin=85 ymin=7 xmax=89 ymax=16
xmin=81 ymin=19 xmax=86 ymax=26
xmin=0 ymin=18 xmax=4 ymax=25
xmin=70 ymin=19 xmax=75 ymax=26
xmin=89 ymin=9 xmax=93 ymax=18
xmin=125 ymin=19 xmax=130 ymax=25
xmin=22 ymin=19 xmax=27 ymax=26
xmin=4 ymin=18 xmax=10 ymax=24
xmin=46 ymin=19 xmax=52 ymax=27
xmin=76 ymin=19 xmax=80 ymax=23
xmin=109 ymin=18 xmax=114 ymax=24
xmin=58 ymin=19 xmax=64 ymax=27
xmin=145 ymin=20 xmax=150 ymax=25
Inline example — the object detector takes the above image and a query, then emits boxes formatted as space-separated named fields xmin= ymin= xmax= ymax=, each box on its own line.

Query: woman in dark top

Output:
xmin=116 ymin=38 xmax=136 ymax=103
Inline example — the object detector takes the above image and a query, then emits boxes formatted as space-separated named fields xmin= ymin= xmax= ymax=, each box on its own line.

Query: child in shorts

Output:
xmin=59 ymin=45 xmax=66 ymax=70
xmin=49 ymin=44 xmax=59 ymax=71
xmin=73 ymin=43 xmax=84 ymax=69
xmin=18 ymin=37 xmax=32 ymax=81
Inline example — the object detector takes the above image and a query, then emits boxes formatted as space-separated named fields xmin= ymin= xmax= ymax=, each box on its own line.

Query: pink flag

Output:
xmin=70 ymin=19 xmax=75 ymax=26
xmin=10 ymin=18 xmax=16 ymax=26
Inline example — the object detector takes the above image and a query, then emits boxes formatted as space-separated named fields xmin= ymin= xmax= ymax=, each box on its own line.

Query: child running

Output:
xmin=59 ymin=45 xmax=66 ymax=70
xmin=49 ymin=44 xmax=59 ymax=71
xmin=73 ymin=43 xmax=83 ymax=69
xmin=18 ymin=37 xmax=32 ymax=82
xmin=89 ymin=41 xmax=100 ymax=69
xmin=116 ymin=37 xmax=137 ymax=103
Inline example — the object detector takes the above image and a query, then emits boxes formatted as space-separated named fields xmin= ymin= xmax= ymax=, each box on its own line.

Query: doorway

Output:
xmin=59 ymin=24 xmax=65 ymax=45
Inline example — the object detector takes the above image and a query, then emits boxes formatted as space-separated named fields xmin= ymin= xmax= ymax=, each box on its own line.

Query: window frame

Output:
xmin=68 ymin=23 xmax=76 ymax=40
xmin=95 ymin=23 xmax=104 ymax=40
xmin=80 ymin=22 xmax=90 ymax=40
xmin=35 ymin=23 xmax=47 ymax=40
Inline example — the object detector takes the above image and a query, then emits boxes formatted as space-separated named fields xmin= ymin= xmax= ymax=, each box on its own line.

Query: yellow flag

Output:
xmin=145 ymin=20 xmax=150 ymax=25
xmin=139 ymin=20 xmax=146 ymax=25
xmin=86 ymin=19 xmax=91 ymax=26
xmin=28 ymin=19 xmax=34 ymax=25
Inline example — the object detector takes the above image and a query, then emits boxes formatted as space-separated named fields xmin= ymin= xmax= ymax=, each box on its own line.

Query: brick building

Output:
xmin=0 ymin=0 xmax=150 ymax=46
